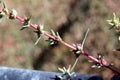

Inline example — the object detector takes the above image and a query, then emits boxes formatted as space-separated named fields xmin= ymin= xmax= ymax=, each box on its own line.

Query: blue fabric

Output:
xmin=0 ymin=67 xmax=103 ymax=80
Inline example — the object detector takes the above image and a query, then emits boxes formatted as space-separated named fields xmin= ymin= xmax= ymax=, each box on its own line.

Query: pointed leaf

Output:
xmin=67 ymin=65 xmax=71 ymax=72
xmin=40 ymin=24 xmax=44 ymax=31
xmin=12 ymin=9 xmax=17 ymax=15
xmin=23 ymin=16 xmax=31 ymax=26
xmin=10 ymin=8 xmax=17 ymax=19
xmin=98 ymin=53 xmax=104 ymax=59
xmin=56 ymin=32 xmax=62 ymax=41
xmin=91 ymin=62 xmax=101 ymax=69
xmin=63 ymin=67 xmax=66 ymax=72
xmin=51 ymin=29 xmax=56 ymax=36
xmin=3 ymin=2 xmax=6 ymax=8
xmin=34 ymin=36 xmax=41 ymax=45
xmin=0 ymin=12 xmax=4 ymax=19
xmin=39 ymin=24 xmax=44 ymax=34
xmin=77 ymin=44 xmax=82 ymax=50
xmin=4 ymin=8 xmax=9 ymax=15
xmin=58 ymin=67 xmax=64 ymax=73
xmin=109 ymin=25 xmax=115 ymax=30
xmin=34 ymin=30 xmax=38 ymax=33
xmin=81 ymin=28 xmax=89 ymax=49
xmin=91 ymin=65 xmax=97 ymax=68
xmin=20 ymin=26 xmax=29 ymax=30
xmin=113 ymin=13 xmax=116 ymax=20
xmin=28 ymin=15 xmax=32 ymax=21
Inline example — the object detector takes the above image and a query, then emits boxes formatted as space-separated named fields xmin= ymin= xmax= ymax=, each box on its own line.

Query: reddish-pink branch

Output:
xmin=1 ymin=8 xmax=120 ymax=74
xmin=16 ymin=15 xmax=107 ymax=65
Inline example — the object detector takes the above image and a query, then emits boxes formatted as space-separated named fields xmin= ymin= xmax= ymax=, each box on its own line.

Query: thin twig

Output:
xmin=71 ymin=58 xmax=79 ymax=72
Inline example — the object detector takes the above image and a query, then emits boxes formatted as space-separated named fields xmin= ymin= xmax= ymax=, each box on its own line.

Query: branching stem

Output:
xmin=0 ymin=6 xmax=120 ymax=75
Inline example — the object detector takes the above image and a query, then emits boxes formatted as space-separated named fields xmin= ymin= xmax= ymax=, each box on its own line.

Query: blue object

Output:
xmin=0 ymin=67 xmax=103 ymax=80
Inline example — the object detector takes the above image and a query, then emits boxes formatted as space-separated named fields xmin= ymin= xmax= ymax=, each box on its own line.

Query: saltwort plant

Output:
xmin=0 ymin=1 xmax=120 ymax=80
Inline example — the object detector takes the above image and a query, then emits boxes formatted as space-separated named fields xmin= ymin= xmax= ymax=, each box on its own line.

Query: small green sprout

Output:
xmin=34 ymin=24 xmax=44 ymax=45
xmin=20 ymin=16 xmax=31 ymax=30
xmin=46 ymin=29 xmax=62 ymax=46
xmin=51 ymin=29 xmax=62 ymax=41
xmin=91 ymin=53 xmax=104 ymax=68
xmin=107 ymin=13 xmax=120 ymax=32
xmin=9 ymin=8 xmax=17 ymax=19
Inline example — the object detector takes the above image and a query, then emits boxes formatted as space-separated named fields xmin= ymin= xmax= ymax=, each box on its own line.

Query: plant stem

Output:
xmin=1 ymin=8 xmax=120 ymax=75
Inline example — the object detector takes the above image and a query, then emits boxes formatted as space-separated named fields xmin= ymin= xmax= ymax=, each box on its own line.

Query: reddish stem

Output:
xmin=1 ymin=8 xmax=120 ymax=75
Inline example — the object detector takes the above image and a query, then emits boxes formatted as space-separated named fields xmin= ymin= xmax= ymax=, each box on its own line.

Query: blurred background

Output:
xmin=0 ymin=0 xmax=120 ymax=79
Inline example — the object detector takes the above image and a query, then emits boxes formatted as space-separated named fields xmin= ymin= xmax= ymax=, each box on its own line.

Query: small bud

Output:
xmin=107 ymin=13 xmax=120 ymax=32
xmin=39 ymin=24 xmax=44 ymax=34
xmin=46 ymin=38 xmax=58 ymax=46
xmin=98 ymin=53 xmax=104 ymax=60
xmin=50 ymin=29 xmax=62 ymax=41
xmin=0 ymin=12 xmax=5 ymax=20
xmin=9 ymin=9 xmax=17 ymax=19
xmin=45 ymin=30 xmax=62 ymax=46
xmin=20 ymin=16 xmax=31 ymax=30
xmin=4 ymin=8 xmax=9 ymax=15
xmin=2 ymin=2 xmax=6 ymax=8
xmin=56 ymin=32 xmax=62 ymax=41
xmin=23 ymin=16 xmax=31 ymax=26
xmin=91 ymin=61 xmax=102 ymax=68
xmin=34 ymin=24 xmax=44 ymax=45
xmin=72 ymin=44 xmax=82 ymax=58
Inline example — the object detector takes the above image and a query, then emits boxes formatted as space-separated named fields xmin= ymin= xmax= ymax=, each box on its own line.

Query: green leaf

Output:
xmin=9 ymin=9 xmax=17 ymax=19
xmin=12 ymin=9 xmax=17 ymax=17
xmin=51 ymin=29 xmax=56 ymax=36
xmin=40 ymin=24 xmax=44 ymax=31
xmin=0 ymin=12 xmax=4 ymax=19
xmin=56 ymin=32 xmax=62 ymax=41
xmin=107 ymin=13 xmax=120 ymax=29
xmin=4 ymin=8 xmax=9 ymax=15
xmin=109 ymin=25 xmax=115 ymax=30
xmin=22 ymin=16 xmax=31 ymax=29
xmin=113 ymin=13 xmax=117 ymax=21
xmin=39 ymin=24 xmax=44 ymax=34
xmin=34 ymin=25 xmax=44 ymax=45
xmin=91 ymin=63 xmax=101 ymax=68
xmin=34 ymin=36 xmax=41 ymax=45
xmin=46 ymin=38 xmax=58 ymax=46
xmin=98 ymin=53 xmax=104 ymax=59
xmin=20 ymin=26 xmax=29 ymax=30
xmin=58 ymin=65 xmax=74 ymax=79
xmin=119 ymin=36 xmax=120 ymax=41
xmin=3 ymin=2 xmax=6 ymax=8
